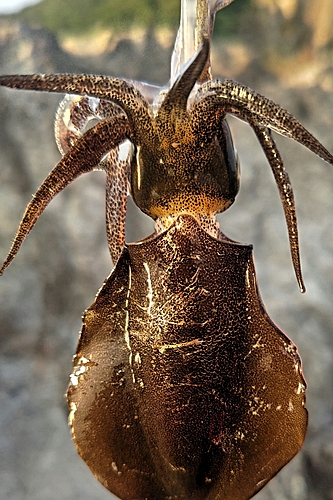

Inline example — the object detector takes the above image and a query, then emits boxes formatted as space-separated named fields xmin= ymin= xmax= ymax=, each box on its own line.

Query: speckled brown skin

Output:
xmin=68 ymin=215 xmax=307 ymax=500
xmin=0 ymin=114 xmax=130 ymax=274
xmin=1 ymin=39 xmax=333 ymax=285
xmin=55 ymin=95 xmax=130 ymax=263
xmin=0 ymin=35 xmax=332 ymax=500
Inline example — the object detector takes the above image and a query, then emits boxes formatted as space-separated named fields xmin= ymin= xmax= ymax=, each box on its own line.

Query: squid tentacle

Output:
xmin=252 ymin=125 xmax=305 ymax=292
xmin=55 ymin=95 xmax=124 ymax=156
xmin=190 ymin=77 xmax=333 ymax=291
xmin=0 ymin=74 xmax=153 ymax=145
xmin=0 ymin=115 xmax=130 ymax=276
xmin=54 ymin=95 xmax=131 ymax=264
xmin=192 ymin=79 xmax=333 ymax=166
xmin=105 ymin=151 xmax=131 ymax=264
xmin=158 ymin=37 xmax=210 ymax=120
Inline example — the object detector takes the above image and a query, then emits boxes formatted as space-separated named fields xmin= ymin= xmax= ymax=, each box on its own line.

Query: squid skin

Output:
xmin=3 ymin=6 xmax=333 ymax=499
xmin=68 ymin=215 xmax=307 ymax=500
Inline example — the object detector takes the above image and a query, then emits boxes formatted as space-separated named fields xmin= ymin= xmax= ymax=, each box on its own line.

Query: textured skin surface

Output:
xmin=0 ymin=72 xmax=152 ymax=138
xmin=55 ymin=94 xmax=130 ymax=263
xmin=1 ymin=39 xmax=333 ymax=285
xmin=1 ymin=28 xmax=332 ymax=500
xmin=67 ymin=215 xmax=307 ymax=500
xmin=0 ymin=114 xmax=130 ymax=274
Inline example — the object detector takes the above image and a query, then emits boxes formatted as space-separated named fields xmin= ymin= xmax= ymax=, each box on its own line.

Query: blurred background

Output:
xmin=0 ymin=0 xmax=332 ymax=499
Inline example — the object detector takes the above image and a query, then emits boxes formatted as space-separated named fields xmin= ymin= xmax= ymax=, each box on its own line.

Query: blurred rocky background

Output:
xmin=0 ymin=0 xmax=333 ymax=499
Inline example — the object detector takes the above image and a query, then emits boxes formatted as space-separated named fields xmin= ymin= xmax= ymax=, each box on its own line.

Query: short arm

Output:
xmin=104 ymin=145 xmax=132 ymax=264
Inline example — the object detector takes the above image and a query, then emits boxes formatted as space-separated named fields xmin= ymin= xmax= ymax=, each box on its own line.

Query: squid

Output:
xmin=1 ymin=0 xmax=332 ymax=498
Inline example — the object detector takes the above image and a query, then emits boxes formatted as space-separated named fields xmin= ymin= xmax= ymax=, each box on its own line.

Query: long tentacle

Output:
xmin=0 ymin=74 xmax=152 ymax=145
xmin=191 ymin=79 xmax=333 ymax=290
xmin=192 ymin=79 xmax=333 ymax=166
xmin=252 ymin=125 xmax=305 ymax=292
xmin=54 ymin=94 xmax=131 ymax=263
xmin=0 ymin=115 xmax=130 ymax=275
